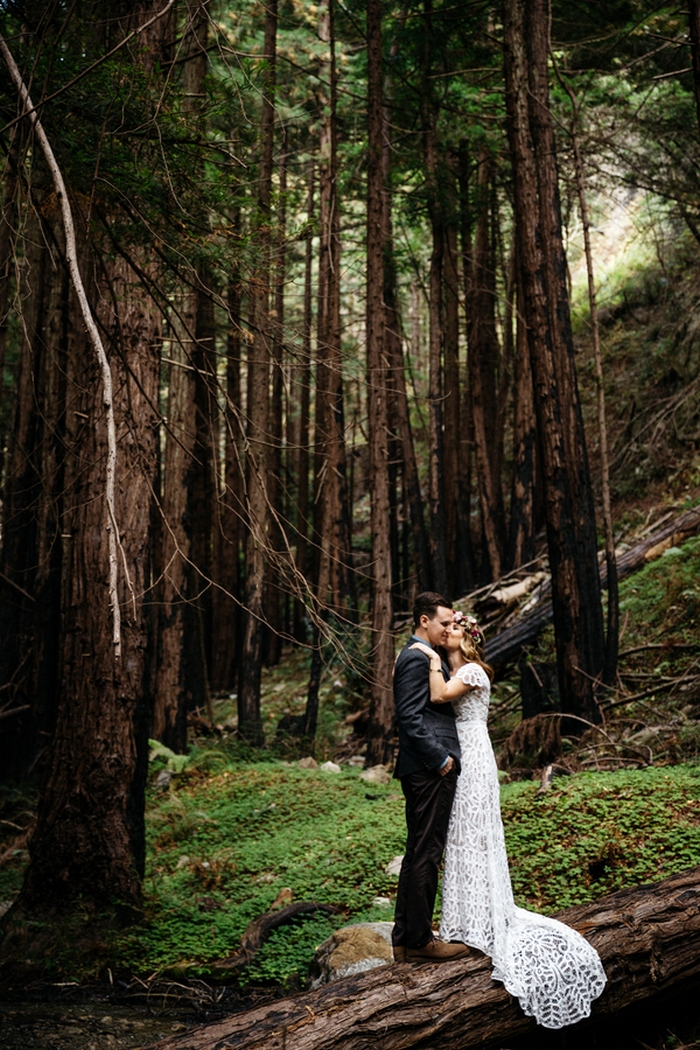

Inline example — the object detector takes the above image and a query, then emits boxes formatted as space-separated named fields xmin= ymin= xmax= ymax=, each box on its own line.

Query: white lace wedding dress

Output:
xmin=439 ymin=662 xmax=606 ymax=1029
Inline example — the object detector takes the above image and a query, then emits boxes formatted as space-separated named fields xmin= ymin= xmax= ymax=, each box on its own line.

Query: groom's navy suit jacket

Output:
xmin=393 ymin=636 xmax=461 ymax=779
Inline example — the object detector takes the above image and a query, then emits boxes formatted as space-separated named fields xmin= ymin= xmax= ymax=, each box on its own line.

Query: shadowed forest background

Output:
xmin=2 ymin=1 xmax=700 ymax=1038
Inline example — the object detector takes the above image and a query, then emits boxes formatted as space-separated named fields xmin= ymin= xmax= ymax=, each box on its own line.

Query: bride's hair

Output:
xmin=458 ymin=630 xmax=494 ymax=683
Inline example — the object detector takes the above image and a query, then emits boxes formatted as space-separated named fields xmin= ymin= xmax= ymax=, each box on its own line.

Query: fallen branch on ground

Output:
xmin=484 ymin=505 xmax=700 ymax=671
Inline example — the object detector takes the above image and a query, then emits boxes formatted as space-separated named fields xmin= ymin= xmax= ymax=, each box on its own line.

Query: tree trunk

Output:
xmin=210 ymin=241 xmax=244 ymax=693
xmin=503 ymin=0 xmax=605 ymax=727
xmin=442 ymin=156 xmax=462 ymax=592
xmin=467 ymin=146 xmax=506 ymax=581
xmin=382 ymin=40 xmax=429 ymax=604
xmin=688 ymin=0 xmax=700 ymax=137
xmin=292 ymin=160 xmax=315 ymax=643
xmin=0 ymin=200 xmax=66 ymax=781
xmin=506 ymin=258 xmax=539 ymax=571
xmin=314 ymin=0 xmax=354 ymax=617
xmin=153 ymin=1 xmax=210 ymax=751
xmin=456 ymin=143 xmax=480 ymax=592
xmin=238 ymin=0 xmax=277 ymax=746
xmin=146 ymin=865 xmax=700 ymax=1050
xmin=562 ymin=75 xmax=619 ymax=688
xmin=423 ymin=1 xmax=448 ymax=596
xmin=8 ymin=248 xmax=160 ymax=917
xmin=263 ymin=143 xmax=287 ymax=667
xmin=364 ymin=0 xmax=394 ymax=767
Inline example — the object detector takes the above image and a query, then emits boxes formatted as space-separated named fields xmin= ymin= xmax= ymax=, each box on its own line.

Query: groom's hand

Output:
xmin=439 ymin=755 xmax=455 ymax=776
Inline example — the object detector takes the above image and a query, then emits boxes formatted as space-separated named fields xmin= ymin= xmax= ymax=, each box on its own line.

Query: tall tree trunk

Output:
xmin=292 ymin=160 xmax=314 ymax=643
xmin=238 ymin=0 xmax=277 ymax=746
xmin=506 ymin=260 xmax=539 ymax=571
xmin=503 ymin=0 xmax=605 ymax=726
xmin=382 ymin=36 xmax=429 ymax=603
xmin=456 ymin=142 xmax=479 ymax=592
xmin=467 ymin=146 xmax=506 ymax=582
xmin=0 ymin=201 xmax=65 ymax=781
xmin=153 ymin=0 xmax=209 ymax=751
xmin=423 ymin=0 xmax=448 ymax=595
xmin=263 ymin=143 xmax=287 ymax=666
xmin=442 ymin=155 xmax=462 ymax=592
xmin=688 ymin=0 xmax=700 ymax=137
xmin=15 ymin=247 xmax=159 ymax=915
xmin=562 ymin=75 xmax=619 ymax=687
xmin=314 ymin=0 xmax=353 ymax=618
xmin=210 ymin=223 xmax=244 ymax=693
xmin=364 ymin=0 xmax=394 ymax=767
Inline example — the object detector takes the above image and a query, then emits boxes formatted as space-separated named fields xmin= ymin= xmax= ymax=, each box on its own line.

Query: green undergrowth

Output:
xmin=618 ymin=534 xmax=700 ymax=650
xmin=109 ymin=756 xmax=700 ymax=988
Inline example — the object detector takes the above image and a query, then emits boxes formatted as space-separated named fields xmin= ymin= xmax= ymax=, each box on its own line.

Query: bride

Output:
xmin=410 ymin=611 xmax=606 ymax=1030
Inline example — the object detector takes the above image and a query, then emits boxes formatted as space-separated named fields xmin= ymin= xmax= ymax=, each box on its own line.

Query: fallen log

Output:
xmin=146 ymin=864 xmax=700 ymax=1050
xmin=484 ymin=504 xmax=700 ymax=671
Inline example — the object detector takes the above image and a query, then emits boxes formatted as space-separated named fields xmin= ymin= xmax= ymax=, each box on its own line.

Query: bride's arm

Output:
xmin=408 ymin=642 xmax=472 ymax=703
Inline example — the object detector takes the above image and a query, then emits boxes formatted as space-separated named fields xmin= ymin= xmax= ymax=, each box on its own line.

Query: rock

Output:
xmin=176 ymin=855 xmax=191 ymax=870
xmin=310 ymin=922 xmax=394 ymax=987
xmin=320 ymin=761 xmax=341 ymax=774
xmin=371 ymin=896 xmax=392 ymax=909
xmin=298 ymin=756 xmax=318 ymax=769
xmin=359 ymin=765 xmax=390 ymax=785
xmin=384 ymin=855 xmax=404 ymax=877
xmin=154 ymin=768 xmax=173 ymax=790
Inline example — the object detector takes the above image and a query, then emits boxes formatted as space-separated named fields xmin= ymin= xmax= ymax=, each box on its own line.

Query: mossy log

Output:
xmin=485 ymin=504 xmax=700 ymax=670
xmin=146 ymin=865 xmax=700 ymax=1050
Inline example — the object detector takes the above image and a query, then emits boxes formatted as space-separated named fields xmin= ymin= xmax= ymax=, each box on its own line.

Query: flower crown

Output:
xmin=452 ymin=609 xmax=481 ymax=642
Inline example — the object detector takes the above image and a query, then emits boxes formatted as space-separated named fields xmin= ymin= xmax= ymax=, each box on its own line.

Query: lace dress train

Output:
xmin=439 ymin=663 xmax=606 ymax=1030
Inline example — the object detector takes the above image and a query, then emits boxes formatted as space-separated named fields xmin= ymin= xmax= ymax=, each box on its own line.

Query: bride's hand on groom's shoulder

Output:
xmin=409 ymin=641 xmax=435 ymax=659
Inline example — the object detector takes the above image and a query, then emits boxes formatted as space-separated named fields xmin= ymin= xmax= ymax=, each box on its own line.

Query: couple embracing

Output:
xmin=391 ymin=591 xmax=607 ymax=1030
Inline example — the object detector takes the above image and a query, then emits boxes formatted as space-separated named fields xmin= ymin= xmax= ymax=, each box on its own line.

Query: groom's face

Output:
xmin=422 ymin=607 xmax=453 ymax=649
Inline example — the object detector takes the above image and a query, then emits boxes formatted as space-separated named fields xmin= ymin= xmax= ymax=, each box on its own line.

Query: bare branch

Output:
xmin=0 ymin=32 xmax=123 ymax=657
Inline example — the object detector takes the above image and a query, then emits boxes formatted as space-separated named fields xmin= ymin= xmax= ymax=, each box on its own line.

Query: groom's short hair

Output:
xmin=413 ymin=591 xmax=452 ymax=627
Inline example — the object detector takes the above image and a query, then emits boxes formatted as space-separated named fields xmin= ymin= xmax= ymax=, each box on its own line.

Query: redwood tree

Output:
xmin=503 ymin=0 xmax=605 ymax=725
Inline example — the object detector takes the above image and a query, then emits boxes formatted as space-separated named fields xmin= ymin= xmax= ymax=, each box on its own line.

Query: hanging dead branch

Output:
xmin=0 ymin=32 xmax=123 ymax=657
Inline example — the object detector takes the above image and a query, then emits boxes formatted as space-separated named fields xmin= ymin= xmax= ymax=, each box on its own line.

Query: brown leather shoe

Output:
xmin=393 ymin=945 xmax=407 ymax=963
xmin=404 ymin=939 xmax=470 ymax=963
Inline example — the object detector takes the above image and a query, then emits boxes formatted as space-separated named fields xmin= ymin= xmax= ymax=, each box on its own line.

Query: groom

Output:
xmin=391 ymin=591 xmax=469 ymax=963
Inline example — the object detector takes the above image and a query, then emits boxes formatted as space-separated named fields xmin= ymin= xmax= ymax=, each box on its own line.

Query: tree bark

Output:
xmin=314 ymin=0 xmax=354 ymax=617
xmin=559 ymin=74 xmax=619 ymax=687
xmin=506 ymin=257 xmax=539 ymax=572
xmin=263 ymin=142 xmax=287 ymax=666
xmin=364 ymin=0 xmax=394 ymax=767
xmin=467 ymin=145 xmax=506 ymax=581
xmin=146 ymin=865 xmax=700 ymax=1050
xmin=381 ymin=35 xmax=429 ymax=603
xmin=153 ymin=0 xmax=209 ymax=751
xmin=238 ymin=0 xmax=277 ymax=747
xmin=503 ymin=0 xmax=605 ymax=727
xmin=292 ymin=160 xmax=315 ymax=643
xmin=0 ymin=193 xmax=65 ymax=781
xmin=423 ymin=1 xmax=448 ymax=596
xmin=6 ymin=248 xmax=160 ymax=916
xmin=210 ymin=237 xmax=244 ymax=693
